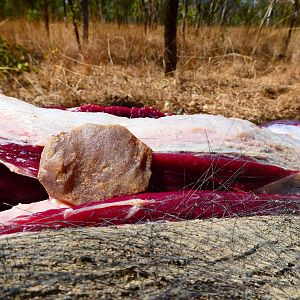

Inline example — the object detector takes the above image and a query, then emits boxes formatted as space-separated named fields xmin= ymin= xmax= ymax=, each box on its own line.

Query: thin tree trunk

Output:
xmin=283 ymin=0 xmax=299 ymax=56
xmin=116 ymin=0 xmax=121 ymax=29
xmin=181 ymin=0 xmax=189 ymax=34
xmin=195 ymin=0 xmax=201 ymax=34
xmin=220 ymin=0 xmax=229 ymax=26
xmin=149 ymin=0 xmax=159 ymax=30
xmin=44 ymin=0 xmax=50 ymax=38
xmin=266 ymin=0 xmax=276 ymax=26
xmin=164 ymin=0 xmax=179 ymax=76
xmin=82 ymin=0 xmax=89 ymax=42
xmin=208 ymin=0 xmax=218 ymax=25
xmin=62 ymin=0 xmax=67 ymax=27
xmin=245 ymin=0 xmax=255 ymax=26
xmin=69 ymin=0 xmax=81 ymax=50
xmin=148 ymin=0 xmax=153 ymax=30
xmin=141 ymin=0 xmax=148 ymax=34
xmin=97 ymin=0 xmax=105 ymax=23
xmin=152 ymin=0 xmax=160 ymax=30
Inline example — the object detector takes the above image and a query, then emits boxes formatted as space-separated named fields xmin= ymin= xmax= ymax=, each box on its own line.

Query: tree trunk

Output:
xmin=97 ymin=0 xmax=105 ymax=23
xmin=245 ymin=0 xmax=255 ymax=26
xmin=208 ymin=0 xmax=218 ymax=25
xmin=69 ymin=0 xmax=81 ymax=50
xmin=283 ymin=0 xmax=299 ymax=56
xmin=266 ymin=0 xmax=276 ymax=26
xmin=62 ymin=0 xmax=67 ymax=27
xmin=82 ymin=0 xmax=89 ymax=42
xmin=141 ymin=0 xmax=148 ymax=34
xmin=164 ymin=0 xmax=179 ymax=76
xmin=181 ymin=0 xmax=189 ymax=34
xmin=116 ymin=0 xmax=121 ymax=29
xmin=44 ymin=0 xmax=50 ymax=38
xmin=152 ymin=0 xmax=161 ymax=31
xmin=195 ymin=0 xmax=201 ymax=34
xmin=220 ymin=0 xmax=229 ymax=26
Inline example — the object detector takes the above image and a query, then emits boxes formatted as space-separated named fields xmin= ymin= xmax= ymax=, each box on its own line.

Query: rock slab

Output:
xmin=38 ymin=124 xmax=152 ymax=205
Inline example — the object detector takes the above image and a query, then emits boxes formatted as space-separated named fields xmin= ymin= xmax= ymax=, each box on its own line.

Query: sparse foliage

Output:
xmin=0 ymin=0 xmax=299 ymax=28
xmin=0 ymin=36 xmax=30 ymax=75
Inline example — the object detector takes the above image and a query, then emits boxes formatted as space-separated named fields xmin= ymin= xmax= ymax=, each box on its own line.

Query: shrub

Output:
xmin=0 ymin=36 xmax=30 ymax=75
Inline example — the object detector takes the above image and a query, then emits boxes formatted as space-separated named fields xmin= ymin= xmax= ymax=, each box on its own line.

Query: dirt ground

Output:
xmin=0 ymin=216 xmax=299 ymax=299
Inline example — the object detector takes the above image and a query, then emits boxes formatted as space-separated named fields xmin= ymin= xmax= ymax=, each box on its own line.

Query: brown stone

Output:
xmin=38 ymin=124 xmax=152 ymax=205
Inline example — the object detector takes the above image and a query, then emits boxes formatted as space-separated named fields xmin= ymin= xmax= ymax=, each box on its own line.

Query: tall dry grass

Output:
xmin=0 ymin=19 xmax=300 ymax=123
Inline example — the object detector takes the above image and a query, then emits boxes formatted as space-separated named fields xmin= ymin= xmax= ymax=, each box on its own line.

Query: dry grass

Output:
xmin=1 ymin=20 xmax=300 ymax=123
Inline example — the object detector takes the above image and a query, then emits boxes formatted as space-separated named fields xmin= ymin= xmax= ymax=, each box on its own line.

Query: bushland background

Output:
xmin=0 ymin=1 xmax=300 ymax=299
xmin=0 ymin=0 xmax=299 ymax=123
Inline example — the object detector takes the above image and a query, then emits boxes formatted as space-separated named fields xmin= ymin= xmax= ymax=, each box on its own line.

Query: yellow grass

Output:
xmin=1 ymin=20 xmax=300 ymax=123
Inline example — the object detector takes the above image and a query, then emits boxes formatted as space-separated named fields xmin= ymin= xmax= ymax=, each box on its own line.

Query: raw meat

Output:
xmin=0 ymin=164 xmax=47 ymax=211
xmin=1 ymin=191 xmax=299 ymax=235
xmin=0 ymin=93 xmax=299 ymax=235
xmin=67 ymin=104 xmax=166 ymax=118
xmin=0 ymin=93 xmax=299 ymax=176
xmin=0 ymin=150 xmax=298 ymax=210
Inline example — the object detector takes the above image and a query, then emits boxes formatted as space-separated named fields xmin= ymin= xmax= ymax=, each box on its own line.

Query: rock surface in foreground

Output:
xmin=38 ymin=124 xmax=152 ymax=205
xmin=0 ymin=216 xmax=299 ymax=299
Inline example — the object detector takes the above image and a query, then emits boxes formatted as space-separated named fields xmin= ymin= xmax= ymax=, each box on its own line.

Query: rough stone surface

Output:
xmin=0 ymin=216 xmax=299 ymax=299
xmin=38 ymin=124 xmax=152 ymax=205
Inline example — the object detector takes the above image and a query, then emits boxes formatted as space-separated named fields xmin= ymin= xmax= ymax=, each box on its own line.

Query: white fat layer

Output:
xmin=0 ymin=93 xmax=300 ymax=170
xmin=0 ymin=198 xmax=70 ymax=225
xmin=63 ymin=199 xmax=147 ymax=219
xmin=265 ymin=124 xmax=300 ymax=141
